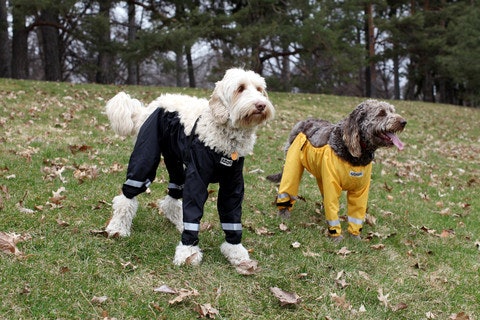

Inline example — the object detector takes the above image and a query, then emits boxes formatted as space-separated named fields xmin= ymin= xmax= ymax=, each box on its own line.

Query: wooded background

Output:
xmin=0 ymin=1 xmax=479 ymax=107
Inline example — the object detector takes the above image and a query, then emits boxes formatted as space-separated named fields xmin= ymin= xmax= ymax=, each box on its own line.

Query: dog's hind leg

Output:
xmin=158 ymin=195 xmax=183 ymax=232
xmin=105 ymin=194 xmax=138 ymax=237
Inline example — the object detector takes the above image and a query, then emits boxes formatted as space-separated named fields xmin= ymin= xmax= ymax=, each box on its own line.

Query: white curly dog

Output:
xmin=104 ymin=68 xmax=275 ymax=268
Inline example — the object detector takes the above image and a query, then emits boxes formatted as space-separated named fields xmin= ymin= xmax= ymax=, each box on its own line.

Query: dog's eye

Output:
xmin=378 ymin=109 xmax=386 ymax=117
xmin=237 ymin=84 xmax=245 ymax=93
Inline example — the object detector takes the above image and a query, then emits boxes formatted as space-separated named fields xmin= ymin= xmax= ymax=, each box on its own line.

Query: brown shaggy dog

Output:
xmin=268 ymin=99 xmax=406 ymax=241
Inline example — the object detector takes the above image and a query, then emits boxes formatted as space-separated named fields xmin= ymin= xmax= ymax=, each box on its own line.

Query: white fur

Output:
xmin=158 ymin=195 xmax=183 ymax=232
xmin=105 ymin=195 xmax=138 ymax=237
xmin=105 ymin=68 xmax=275 ymax=157
xmin=173 ymin=242 xmax=203 ymax=266
xmin=220 ymin=242 xmax=250 ymax=266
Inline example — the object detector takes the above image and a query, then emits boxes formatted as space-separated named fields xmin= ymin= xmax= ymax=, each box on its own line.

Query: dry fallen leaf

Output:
xmin=235 ymin=259 xmax=260 ymax=275
xmin=0 ymin=232 xmax=30 ymax=256
xmin=370 ymin=244 xmax=385 ymax=250
xmin=336 ymin=247 xmax=352 ymax=256
xmin=154 ymin=284 xmax=177 ymax=294
xmin=194 ymin=303 xmax=220 ymax=319
xmin=91 ymin=296 xmax=108 ymax=304
xmin=377 ymin=288 xmax=390 ymax=308
xmin=330 ymin=293 xmax=351 ymax=310
xmin=449 ymin=312 xmax=471 ymax=320
xmin=392 ymin=302 xmax=408 ymax=311
xmin=270 ymin=287 xmax=301 ymax=306
xmin=168 ymin=288 xmax=199 ymax=304
xmin=291 ymin=241 xmax=301 ymax=248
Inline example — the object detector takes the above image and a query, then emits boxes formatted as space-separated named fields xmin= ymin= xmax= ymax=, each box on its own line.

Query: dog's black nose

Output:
xmin=255 ymin=103 xmax=266 ymax=112
xmin=400 ymin=119 xmax=407 ymax=128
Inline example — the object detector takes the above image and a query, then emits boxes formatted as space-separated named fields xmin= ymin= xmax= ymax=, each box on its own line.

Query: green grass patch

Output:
xmin=1 ymin=78 xmax=479 ymax=319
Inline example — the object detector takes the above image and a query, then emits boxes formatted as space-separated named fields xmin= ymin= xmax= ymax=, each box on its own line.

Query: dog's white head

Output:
xmin=209 ymin=68 xmax=275 ymax=128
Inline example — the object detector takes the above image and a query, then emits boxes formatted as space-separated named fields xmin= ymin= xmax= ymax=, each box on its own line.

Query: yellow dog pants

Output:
xmin=276 ymin=133 xmax=372 ymax=236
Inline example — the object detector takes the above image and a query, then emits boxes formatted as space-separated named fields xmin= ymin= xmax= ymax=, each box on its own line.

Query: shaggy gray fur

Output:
xmin=268 ymin=99 xmax=406 ymax=183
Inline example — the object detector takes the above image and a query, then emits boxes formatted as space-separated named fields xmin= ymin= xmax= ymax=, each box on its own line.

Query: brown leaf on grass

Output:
xmin=50 ymin=187 xmax=66 ymax=205
xmin=168 ymin=288 xmax=199 ymax=304
xmin=329 ymin=293 xmax=351 ymax=310
xmin=420 ymin=225 xmax=436 ymax=235
xmin=291 ymin=241 xmax=301 ymax=248
xmin=270 ymin=287 xmax=301 ymax=306
xmin=370 ymin=244 xmax=385 ymax=250
xmin=377 ymin=288 xmax=390 ymax=308
xmin=336 ymin=247 xmax=352 ymax=256
xmin=279 ymin=222 xmax=289 ymax=231
xmin=154 ymin=284 xmax=177 ymax=294
xmin=439 ymin=229 xmax=455 ymax=238
xmin=185 ymin=252 xmax=199 ymax=265
xmin=235 ymin=259 xmax=260 ymax=275
xmin=392 ymin=302 xmax=408 ymax=311
xmin=108 ymin=162 xmax=124 ymax=173
xmin=335 ymin=278 xmax=349 ymax=289
xmin=449 ymin=312 xmax=471 ymax=320
xmin=365 ymin=213 xmax=376 ymax=226
xmin=56 ymin=218 xmax=69 ymax=227
xmin=0 ymin=232 xmax=25 ymax=255
xmin=358 ymin=271 xmax=370 ymax=281
xmin=255 ymin=227 xmax=274 ymax=236
xmin=194 ymin=303 xmax=220 ymax=319
xmin=73 ymin=164 xmax=99 ymax=183
xmin=16 ymin=201 xmax=35 ymax=214
xmin=89 ymin=229 xmax=109 ymax=237
xmin=91 ymin=296 xmax=108 ymax=304
xmin=68 ymin=144 xmax=92 ymax=154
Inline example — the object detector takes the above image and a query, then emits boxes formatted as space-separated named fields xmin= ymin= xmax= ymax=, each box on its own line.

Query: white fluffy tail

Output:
xmin=105 ymin=92 xmax=146 ymax=137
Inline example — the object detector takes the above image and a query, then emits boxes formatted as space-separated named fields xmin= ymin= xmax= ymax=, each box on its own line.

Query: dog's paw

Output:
xmin=173 ymin=242 xmax=202 ymax=266
xmin=220 ymin=242 xmax=250 ymax=266
xmin=277 ymin=208 xmax=291 ymax=219
xmin=266 ymin=173 xmax=282 ymax=183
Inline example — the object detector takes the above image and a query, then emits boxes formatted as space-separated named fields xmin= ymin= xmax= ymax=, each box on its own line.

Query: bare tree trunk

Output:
xmin=11 ymin=3 xmax=28 ymax=79
xmin=185 ymin=45 xmax=195 ymax=88
xmin=0 ymin=0 xmax=10 ymax=77
xmin=126 ymin=0 xmax=138 ymax=85
xmin=175 ymin=49 xmax=183 ymax=87
xmin=40 ymin=9 xmax=62 ymax=81
xmin=365 ymin=2 xmax=376 ymax=98
xmin=96 ymin=0 xmax=113 ymax=84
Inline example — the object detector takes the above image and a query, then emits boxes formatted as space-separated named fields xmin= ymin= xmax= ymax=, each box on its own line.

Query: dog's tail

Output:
xmin=105 ymin=92 xmax=145 ymax=137
xmin=266 ymin=172 xmax=283 ymax=183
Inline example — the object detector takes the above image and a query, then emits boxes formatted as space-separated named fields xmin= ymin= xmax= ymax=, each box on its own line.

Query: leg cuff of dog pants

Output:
xmin=168 ymin=188 xmax=183 ymax=199
xmin=328 ymin=227 xmax=342 ymax=236
xmin=181 ymin=230 xmax=199 ymax=246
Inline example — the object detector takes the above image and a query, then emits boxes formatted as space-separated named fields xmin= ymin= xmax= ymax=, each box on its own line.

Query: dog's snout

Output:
xmin=400 ymin=119 xmax=407 ymax=128
xmin=255 ymin=102 xmax=266 ymax=112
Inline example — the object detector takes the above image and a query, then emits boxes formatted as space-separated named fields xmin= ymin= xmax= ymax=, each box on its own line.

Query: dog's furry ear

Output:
xmin=342 ymin=105 xmax=364 ymax=158
xmin=209 ymin=82 xmax=229 ymax=124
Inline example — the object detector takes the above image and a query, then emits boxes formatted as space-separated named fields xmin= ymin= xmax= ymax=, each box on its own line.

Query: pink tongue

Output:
xmin=386 ymin=132 xmax=404 ymax=150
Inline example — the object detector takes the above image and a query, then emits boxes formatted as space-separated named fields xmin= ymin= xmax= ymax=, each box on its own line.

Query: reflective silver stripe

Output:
xmin=183 ymin=223 xmax=200 ymax=231
xmin=348 ymin=216 xmax=364 ymax=225
xmin=277 ymin=193 xmax=290 ymax=199
xmin=221 ymin=223 xmax=242 ymax=231
xmin=125 ymin=179 xmax=151 ymax=188
xmin=327 ymin=219 xmax=341 ymax=226
xmin=168 ymin=183 xmax=183 ymax=190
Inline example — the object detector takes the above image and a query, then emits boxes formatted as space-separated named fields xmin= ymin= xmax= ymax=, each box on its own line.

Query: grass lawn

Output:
xmin=1 ymin=78 xmax=479 ymax=319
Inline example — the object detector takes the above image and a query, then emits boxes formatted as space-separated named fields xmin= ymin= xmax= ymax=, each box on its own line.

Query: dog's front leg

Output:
xmin=105 ymin=194 xmax=138 ymax=237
